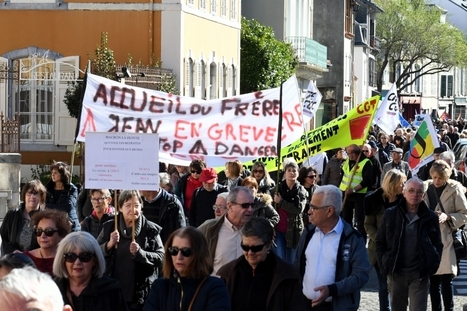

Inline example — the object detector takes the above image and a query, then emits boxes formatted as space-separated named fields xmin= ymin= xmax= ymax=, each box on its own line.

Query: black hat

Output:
xmin=434 ymin=147 xmax=445 ymax=154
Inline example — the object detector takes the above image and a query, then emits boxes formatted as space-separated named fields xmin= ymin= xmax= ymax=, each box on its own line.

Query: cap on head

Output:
xmin=368 ymin=141 xmax=377 ymax=149
xmin=199 ymin=168 xmax=217 ymax=183
xmin=393 ymin=148 xmax=403 ymax=154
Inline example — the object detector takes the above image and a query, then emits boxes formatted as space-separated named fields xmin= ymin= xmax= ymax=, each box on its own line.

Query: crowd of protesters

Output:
xmin=2 ymin=119 xmax=467 ymax=310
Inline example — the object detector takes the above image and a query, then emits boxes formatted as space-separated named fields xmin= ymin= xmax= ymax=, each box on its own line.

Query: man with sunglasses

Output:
xmin=296 ymin=185 xmax=370 ymax=311
xmin=198 ymin=186 xmax=255 ymax=275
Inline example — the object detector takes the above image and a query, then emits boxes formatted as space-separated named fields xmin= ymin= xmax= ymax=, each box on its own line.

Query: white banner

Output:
xmin=373 ymin=83 xmax=399 ymax=134
xmin=77 ymin=73 xmax=304 ymax=158
xmin=302 ymin=80 xmax=322 ymax=119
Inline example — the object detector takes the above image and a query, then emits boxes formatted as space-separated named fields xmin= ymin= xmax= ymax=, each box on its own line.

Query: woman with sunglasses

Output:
xmin=23 ymin=209 xmax=71 ymax=277
xmin=218 ymin=217 xmax=306 ymax=311
xmin=423 ymin=159 xmax=467 ymax=311
xmin=174 ymin=159 xmax=206 ymax=216
xmin=241 ymin=177 xmax=279 ymax=227
xmin=143 ymin=227 xmax=230 ymax=311
xmin=54 ymin=231 xmax=128 ymax=311
xmin=251 ymin=162 xmax=275 ymax=195
xmin=1 ymin=180 xmax=47 ymax=255
xmin=45 ymin=161 xmax=80 ymax=232
xmin=364 ymin=169 xmax=406 ymax=311
xmin=97 ymin=190 xmax=164 ymax=311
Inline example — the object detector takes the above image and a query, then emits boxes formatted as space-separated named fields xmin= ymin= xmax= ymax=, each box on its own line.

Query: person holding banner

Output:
xmin=339 ymin=144 xmax=373 ymax=242
xmin=97 ymin=190 xmax=164 ymax=311
xmin=273 ymin=158 xmax=308 ymax=264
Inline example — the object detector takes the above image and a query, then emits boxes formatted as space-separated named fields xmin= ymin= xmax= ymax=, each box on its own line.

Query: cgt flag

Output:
xmin=235 ymin=95 xmax=380 ymax=172
xmin=408 ymin=117 xmax=439 ymax=175
xmin=373 ymin=83 xmax=400 ymax=134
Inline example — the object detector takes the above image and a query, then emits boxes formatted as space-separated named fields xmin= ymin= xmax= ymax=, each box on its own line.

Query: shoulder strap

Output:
xmin=187 ymin=277 xmax=207 ymax=311
xmin=429 ymin=184 xmax=446 ymax=213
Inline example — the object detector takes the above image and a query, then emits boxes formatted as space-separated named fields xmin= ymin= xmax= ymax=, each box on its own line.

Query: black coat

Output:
xmin=0 ymin=204 xmax=40 ymax=254
xmin=45 ymin=181 xmax=80 ymax=231
xmin=55 ymin=275 xmax=128 ymax=311
xmin=375 ymin=198 xmax=443 ymax=278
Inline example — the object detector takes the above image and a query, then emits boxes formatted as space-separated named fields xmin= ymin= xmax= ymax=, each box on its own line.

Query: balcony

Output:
xmin=286 ymin=36 xmax=328 ymax=80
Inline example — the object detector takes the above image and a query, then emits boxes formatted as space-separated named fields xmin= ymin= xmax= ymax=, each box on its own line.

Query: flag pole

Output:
xmin=131 ymin=190 xmax=135 ymax=242
xmin=275 ymin=81 xmax=284 ymax=208
xmin=114 ymin=190 xmax=119 ymax=249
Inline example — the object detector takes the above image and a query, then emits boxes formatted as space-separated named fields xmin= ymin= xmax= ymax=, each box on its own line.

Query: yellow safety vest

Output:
xmin=339 ymin=158 xmax=370 ymax=193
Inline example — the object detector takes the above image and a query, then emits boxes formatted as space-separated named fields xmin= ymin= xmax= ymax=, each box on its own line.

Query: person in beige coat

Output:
xmin=424 ymin=159 xmax=467 ymax=311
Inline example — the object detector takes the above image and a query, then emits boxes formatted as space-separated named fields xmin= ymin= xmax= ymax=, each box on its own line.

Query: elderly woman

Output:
xmin=423 ymin=159 xmax=467 ymax=311
xmin=0 ymin=253 xmax=36 ymax=279
xmin=81 ymin=189 xmax=115 ymax=239
xmin=97 ymin=190 xmax=164 ymax=311
xmin=45 ymin=161 xmax=80 ymax=231
xmin=251 ymin=161 xmax=275 ymax=195
xmin=54 ymin=231 xmax=128 ymax=311
xmin=218 ymin=217 xmax=306 ymax=311
xmin=1 ymin=180 xmax=47 ymax=255
xmin=364 ymin=169 xmax=407 ymax=311
xmin=273 ymin=158 xmax=308 ymax=264
xmin=225 ymin=160 xmax=244 ymax=190
xmin=23 ymin=209 xmax=71 ymax=277
xmin=242 ymin=177 xmax=279 ymax=227
xmin=143 ymin=227 xmax=230 ymax=311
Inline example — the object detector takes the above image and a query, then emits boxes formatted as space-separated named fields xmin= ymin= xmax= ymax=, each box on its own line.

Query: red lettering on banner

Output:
xmin=208 ymin=124 xmax=222 ymax=140
xmin=191 ymin=122 xmax=201 ymax=138
xmin=226 ymin=124 xmax=236 ymax=140
xmin=93 ymin=84 xmax=108 ymax=104
xmin=239 ymin=125 xmax=250 ymax=143
xmin=357 ymin=98 xmax=377 ymax=114
xmin=80 ymin=108 xmax=97 ymax=137
xmin=265 ymin=127 xmax=275 ymax=142
xmin=282 ymin=104 xmax=302 ymax=134
xmin=174 ymin=120 xmax=189 ymax=139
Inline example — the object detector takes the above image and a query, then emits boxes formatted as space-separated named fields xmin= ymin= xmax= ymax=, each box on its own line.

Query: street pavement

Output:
xmin=359 ymin=260 xmax=467 ymax=310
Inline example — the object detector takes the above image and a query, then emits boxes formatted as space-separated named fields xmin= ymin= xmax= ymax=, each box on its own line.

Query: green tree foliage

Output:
xmin=64 ymin=33 xmax=179 ymax=119
xmin=241 ymin=17 xmax=298 ymax=93
xmin=374 ymin=0 xmax=467 ymax=92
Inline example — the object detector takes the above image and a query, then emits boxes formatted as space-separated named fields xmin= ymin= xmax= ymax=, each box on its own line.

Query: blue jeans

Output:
xmin=273 ymin=231 xmax=296 ymax=264
xmin=375 ymin=263 xmax=390 ymax=311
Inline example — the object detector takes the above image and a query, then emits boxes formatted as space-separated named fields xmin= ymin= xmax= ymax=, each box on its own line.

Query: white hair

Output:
xmin=0 ymin=266 xmax=64 ymax=311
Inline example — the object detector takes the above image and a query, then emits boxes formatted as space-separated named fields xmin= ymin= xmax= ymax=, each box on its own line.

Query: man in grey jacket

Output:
xmin=296 ymin=185 xmax=370 ymax=311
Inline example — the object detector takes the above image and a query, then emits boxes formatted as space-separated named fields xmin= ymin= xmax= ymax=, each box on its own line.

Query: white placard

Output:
xmin=85 ymin=132 xmax=159 ymax=190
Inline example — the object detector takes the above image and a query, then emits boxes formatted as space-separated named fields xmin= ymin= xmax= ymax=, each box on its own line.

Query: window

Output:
xmin=230 ymin=0 xmax=236 ymax=19
xmin=200 ymin=60 xmax=206 ymax=99
xmin=345 ymin=0 xmax=354 ymax=37
xmin=210 ymin=62 xmax=217 ymax=99
xmin=187 ymin=0 xmax=194 ymax=5
xmin=368 ymin=58 xmax=377 ymax=87
xmin=200 ymin=0 xmax=206 ymax=9
xmin=414 ymin=65 xmax=421 ymax=93
xmin=185 ymin=58 xmax=195 ymax=97
xmin=222 ymin=64 xmax=227 ymax=98
xmin=221 ymin=0 xmax=226 ymax=16
xmin=211 ymin=0 xmax=217 ymax=14
xmin=440 ymin=75 xmax=453 ymax=98
xmin=16 ymin=58 xmax=54 ymax=141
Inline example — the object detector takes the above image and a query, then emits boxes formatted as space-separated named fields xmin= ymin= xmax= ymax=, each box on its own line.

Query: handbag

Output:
xmin=429 ymin=185 xmax=467 ymax=261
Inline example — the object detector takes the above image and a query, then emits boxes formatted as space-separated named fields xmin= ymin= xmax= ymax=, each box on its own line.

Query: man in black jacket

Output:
xmin=376 ymin=177 xmax=443 ymax=311
xmin=140 ymin=174 xmax=186 ymax=244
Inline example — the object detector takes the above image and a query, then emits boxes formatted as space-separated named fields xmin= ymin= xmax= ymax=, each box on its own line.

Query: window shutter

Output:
xmin=0 ymin=57 xmax=8 ymax=114
xmin=448 ymin=75 xmax=453 ymax=97
xmin=441 ymin=75 xmax=446 ymax=98
xmin=55 ymin=56 xmax=79 ymax=146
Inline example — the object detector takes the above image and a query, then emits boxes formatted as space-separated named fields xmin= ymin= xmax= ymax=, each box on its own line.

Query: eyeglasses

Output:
xmin=306 ymin=175 xmax=317 ymax=179
xmin=309 ymin=204 xmax=330 ymax=211
xmin=406 ymin=189 xmax=424 ymax=195
xmin=362 ymin=150 xmax=369 ymax=153
xmin=231 ymin=202 xmax=256 ymax=209
xmin=26 ymin=192 xmax=40 ymax=197
xmin=253 ymin=169 xmax=264 ymax=174
xmin=35 ymin=228 xmax=59 ymax=237
xmin=91 ymin=197 xmax=107 ymax=203
xmin=213 ymin=204 xmax=227 ymax=210
xmin=168 ymin=247 xmax=193 ymax=257
xmin=64 ymin=252 xmax=94 ymax=263
xmin=191 ymin=170 xmax=201 ymax=174
xmin=240 ymin=243 xmax=267 ymax=253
